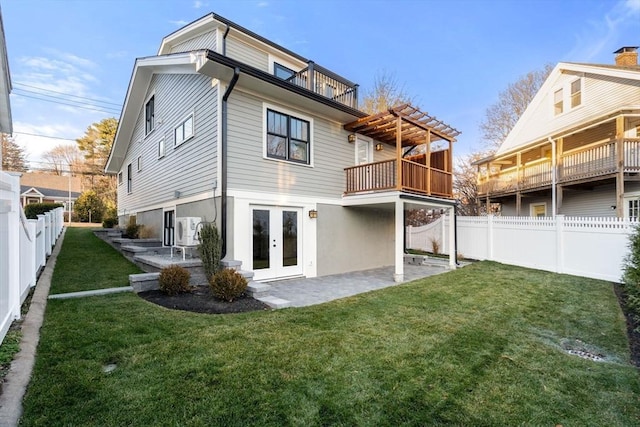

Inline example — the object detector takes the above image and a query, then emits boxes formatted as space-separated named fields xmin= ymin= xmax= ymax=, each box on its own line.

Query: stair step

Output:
xmin=256 ymin=296 xmax=291 ymax=309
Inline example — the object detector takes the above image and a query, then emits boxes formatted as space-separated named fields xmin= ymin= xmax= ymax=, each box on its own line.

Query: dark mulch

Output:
xmin=613 ymin=282 xmax=640 ymax=367
xmin=138 ymin=286 xmax=270 ymax=314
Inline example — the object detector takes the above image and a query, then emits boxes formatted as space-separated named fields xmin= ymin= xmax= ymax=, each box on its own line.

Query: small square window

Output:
xmin=266 ymin=108 xmax=310 ymax=164
xmin=174 ymin=113 xmax=194 ymax=147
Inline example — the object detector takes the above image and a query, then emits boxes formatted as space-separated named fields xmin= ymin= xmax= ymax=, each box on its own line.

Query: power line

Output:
xmin=13 ymin=88 xmax=121 ymax=112
xmin=13 ymin=82 xmax=122 ymax=107
xmin=12 ymin=93 xmax=121 ymax=114
xmin=14 ymin=132 xmax=78 ymax=142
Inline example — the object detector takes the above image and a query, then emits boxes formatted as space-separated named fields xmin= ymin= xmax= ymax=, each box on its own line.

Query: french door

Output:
xmin=252 ymin=206 xmax=303 ymax=280
xmin=164 ymin=210 xmax=175 ymax=246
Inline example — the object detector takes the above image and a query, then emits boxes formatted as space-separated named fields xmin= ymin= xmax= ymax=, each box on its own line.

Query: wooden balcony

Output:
xmin=345 ymin=158 xmax=453 ymax=198
xmin=478 ymin=138 xmax=640 ymax=196
xmin=286 ymin=61 xmax=358 ymax=109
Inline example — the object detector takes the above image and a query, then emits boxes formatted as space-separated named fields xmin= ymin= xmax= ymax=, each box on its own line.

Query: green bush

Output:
xmin=124 ymin=216 xmax=140 ymax=239
xmin=158 ymin=265 xmax=191 ymax=296
xmin=209 ymin=269 xmax=247 ymax=302
xmin=102 ymin=217 xmax=117 ymax=228
xmin=622 ymin=224 xmax=640 ymax=331
xmin=74 ymin=190 xmax=106 ymax=223
xmin=198 ymin=222 xmax=222 ymax=281
xmin=24 ymin=203 xmax=64 ymax=219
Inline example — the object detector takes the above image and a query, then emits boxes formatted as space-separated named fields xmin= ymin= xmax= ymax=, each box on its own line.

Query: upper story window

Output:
xmin=274 ymin=63 xmax=295 ymax=80
xmin=158 ymin=138 xmax=165 ymax=159
xmin=174 ymin=114 xmax=194 ymax=147
xmin=554 ymin=89 xmax=563 ymax=115
xmin=118 ymin=171 xmax=123 ymax=185
xmin=266 ymin=108 xmax=310 ymax=164
xmin=145 ymin=96 xmax=155 ymax=135
xmin=570 ymin=79 xmax=582 ymax=108
xmin=127 ymin=163 xmax=132 ymax=194
xmin=137 ymin=155 xmax=142 ymax=172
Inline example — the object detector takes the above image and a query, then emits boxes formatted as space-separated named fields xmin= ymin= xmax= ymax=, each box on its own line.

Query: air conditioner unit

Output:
xmin=176 ymin=217 xmax=201 ymax=246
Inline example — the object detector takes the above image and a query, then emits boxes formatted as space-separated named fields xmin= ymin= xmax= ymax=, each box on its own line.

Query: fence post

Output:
xmin=556 ymin=215 xmax=565 ymax=274
xmin=487 ymin=215 xmax=494 ymax=260
xmin=441 ymin=215 xmax=447 ymax=255
xmin=7 ymin=173 xmax=20 ymax=320
xmin=407 ymin=225 xmax=412 ymax=250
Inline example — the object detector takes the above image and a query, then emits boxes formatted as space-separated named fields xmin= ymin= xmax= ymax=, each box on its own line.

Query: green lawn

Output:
xmin=20 ymin=228 xmax=640 ymax=425
xmin=50 ymin=227 xmax=142 ymax=294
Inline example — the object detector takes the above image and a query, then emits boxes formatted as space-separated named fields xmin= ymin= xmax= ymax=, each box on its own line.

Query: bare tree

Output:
xmin=479 ymin=64 xmax=553 ymax=151
xmin=1 ymin=133 xmax=28 ymax=172
xmin=42 ymin=144 xmax=83 ymax=175
xmin=361 ymin=70 xmax=414 ymax=114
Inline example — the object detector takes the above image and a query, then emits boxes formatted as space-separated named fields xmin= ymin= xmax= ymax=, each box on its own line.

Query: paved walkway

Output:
xmin=264 ymin=262 xmax=454 ymax=307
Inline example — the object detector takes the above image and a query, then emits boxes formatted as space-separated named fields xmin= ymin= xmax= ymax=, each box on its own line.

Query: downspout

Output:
xmin=548 ymin=136 xmax=557 ymax=218
xmin=221 ymin=67 xmax=240 ymax=259
xmin=222 ymin=24 xmax=230 ymax=56
xmin=454 ymin=203 xmax=459 ymax=265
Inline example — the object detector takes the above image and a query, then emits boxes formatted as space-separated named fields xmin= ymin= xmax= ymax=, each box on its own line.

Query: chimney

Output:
xmin=614 ymin=46 xmax=638 ymax=66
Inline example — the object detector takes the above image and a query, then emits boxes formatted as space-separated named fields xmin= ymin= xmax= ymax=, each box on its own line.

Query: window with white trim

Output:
xmin=137 ymin=155 xmax=142 ymax=172
xmin=174 ymin=114 xmax=194 ymax=147
xmin=266 ymin=108 xmax=310 ymax=164
xmin=629 ymin=199 xmax=640 ymax=220
xmin=127 ymin=163 xmax=132 ymax=193
xmin=554 ymin=89 xmax=563 ymax=115
xmin=145 ymin=96 xmax=155 ymax=135
xmin=570 ymin=79 xmax=581 ymax=108
xmin=530 ymin=203 xmax=547 ymax=217
xmin=158 ymin=138 xmax=165 ymax=159
xmin=118 ymin=171 xmax=123 ymax=185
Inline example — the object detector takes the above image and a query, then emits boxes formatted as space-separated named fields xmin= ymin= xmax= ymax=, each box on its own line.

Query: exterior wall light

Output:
xmin=309 ymin=209 xmax=318 ymax=219
xmin=348 ymin=134 xmax=356 ymax=143
xmin=375 ymin=143 xmax=383 ymax=151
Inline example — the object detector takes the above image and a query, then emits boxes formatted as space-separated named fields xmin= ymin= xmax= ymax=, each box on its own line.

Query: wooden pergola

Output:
xmin=343 ymin=104 xmax=461 ymax=198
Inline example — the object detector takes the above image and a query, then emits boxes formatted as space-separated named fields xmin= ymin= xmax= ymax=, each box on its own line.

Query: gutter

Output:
xmin=221 ymin=67 xmax=240 ymax=259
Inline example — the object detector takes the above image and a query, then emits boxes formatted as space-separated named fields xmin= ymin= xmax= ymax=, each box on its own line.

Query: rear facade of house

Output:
xmin=476 ymin=47 xmax=640 ymax=219
xmin=106 ymin=13 xmax=459 ymax=282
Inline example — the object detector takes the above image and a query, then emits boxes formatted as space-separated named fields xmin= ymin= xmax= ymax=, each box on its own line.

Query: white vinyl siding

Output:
xmin=226 ymin=90 xmax=354 ymax=198
xmin=226 ymin=35 xmax=269 ymax=72
xmin=117 ymin=74 xmax=218 ymax=214
xmin=169 ymin=29 xmax=217 ymax=53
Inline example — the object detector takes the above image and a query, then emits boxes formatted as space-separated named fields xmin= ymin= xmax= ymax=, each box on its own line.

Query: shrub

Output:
xmin=74 ymin=190 xmax=106 ymax=223
xmin=158 ymin=265 xmax=191 ymax=296
xmin=198 ymin=222 xmax=222 ymax=281
xmin=24 ymin=203 xmax=64 ymax=219
xmin=430 ymin=237 xmax=441 ymax=255
xmin=124 ymin=216 xmax=141 ymax=239
xmin=138 ymin=225 xmax=156 ymax=239
xmin=102 ymin=217 xmax=117 ymax=228
xmin=622 ymin=224 xmax=640 ymax=331
xmin=209 ymin=269 xmax=247 ymax=302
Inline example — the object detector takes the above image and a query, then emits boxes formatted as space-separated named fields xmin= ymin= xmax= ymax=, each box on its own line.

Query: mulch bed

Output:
xmin=613 ymin=283 xmax=640 ymax=367
xmin=138 ymin=286 xmax=270 ymax=314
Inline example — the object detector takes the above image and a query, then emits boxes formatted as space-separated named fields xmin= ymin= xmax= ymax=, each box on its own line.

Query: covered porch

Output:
xmin=342 ymin=191 xmax=457 ymax=282
xmin=343 ymin=104 xmax=460 ymax=198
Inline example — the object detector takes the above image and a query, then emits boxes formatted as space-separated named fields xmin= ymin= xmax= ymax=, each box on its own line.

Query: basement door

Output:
xmin=251 ymin=206 xmax=303 ymax=281
xmin=164 ymin=210 xmax=175 ymax=246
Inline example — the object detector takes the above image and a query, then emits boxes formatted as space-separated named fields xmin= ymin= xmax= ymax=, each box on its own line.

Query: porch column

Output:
xmin=396 ymin=116 xmax=402 ymax=190
xmin=448 ymin=206 xmax=456 ymax=269
xmin=394 ymin=199 xmax=404 ymax=282
xmin=616 ymin=116 xmax=625 ymax=218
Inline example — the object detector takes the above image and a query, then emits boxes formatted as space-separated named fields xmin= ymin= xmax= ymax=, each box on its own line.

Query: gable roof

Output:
xmin=495 ymin=62 xmax=640 ymax=156
xmin=21 ymin=185 xmax=81 ymax=200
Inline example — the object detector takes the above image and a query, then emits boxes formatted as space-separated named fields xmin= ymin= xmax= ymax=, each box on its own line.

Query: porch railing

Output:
xmin=478 ymin=138 xmax=640 ymax=196
xmin=287 ymin=61 xmax=358 ymax=109
xmin=344 ymin=159 xmax=453 ymax=198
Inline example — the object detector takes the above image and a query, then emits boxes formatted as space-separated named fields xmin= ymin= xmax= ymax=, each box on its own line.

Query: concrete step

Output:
xmin=256 ymin=295 xmax=291 ymax=309
xmin=129 ymin=272 xmax=160 ymax=293
xmin=246 ymin=281 xmax=270 ymax=298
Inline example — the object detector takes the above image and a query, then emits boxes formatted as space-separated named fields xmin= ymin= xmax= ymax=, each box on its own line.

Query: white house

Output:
xmin=476 ymin=47 xmax=640 ymax=219
xmin=105 ymin=13 xmax=460 ymax=282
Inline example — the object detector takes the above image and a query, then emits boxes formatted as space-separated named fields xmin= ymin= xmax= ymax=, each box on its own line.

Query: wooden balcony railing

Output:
xmin=478 ymin=138 xmax=640 ymax=196
xmin=344 ymin=159 xmax=453 ymax=198
xmin=287 ymin=61 xmax=358 ymax=109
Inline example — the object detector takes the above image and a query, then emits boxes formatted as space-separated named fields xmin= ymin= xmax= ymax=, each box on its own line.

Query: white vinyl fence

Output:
xmin=407 ymin=215 xmax=635 ymax=282
xmin=0 ymin=171 xmax=63 ymax=345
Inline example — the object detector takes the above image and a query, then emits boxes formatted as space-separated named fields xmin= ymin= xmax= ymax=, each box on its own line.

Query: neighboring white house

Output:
xmin=476 ymin=47 xmax=640 ymax=219
xmin=105 ymin=12 xmax=460 ymax=282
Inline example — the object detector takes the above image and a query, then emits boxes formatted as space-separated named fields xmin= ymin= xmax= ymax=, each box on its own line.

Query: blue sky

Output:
xmin=2 ymin=0 xmax=639 ymax=167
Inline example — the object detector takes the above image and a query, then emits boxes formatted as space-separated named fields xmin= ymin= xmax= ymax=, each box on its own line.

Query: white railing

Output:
xmin=407 ymin=215 xmax=635 ymax=282
xmin=0 ymin=170 xmax=64 ymax=346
